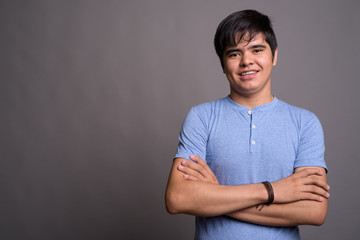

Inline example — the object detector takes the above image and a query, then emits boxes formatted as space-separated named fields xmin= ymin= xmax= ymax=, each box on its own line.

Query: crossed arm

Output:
xmin=165 ymin=155 xmax=329 ymax=226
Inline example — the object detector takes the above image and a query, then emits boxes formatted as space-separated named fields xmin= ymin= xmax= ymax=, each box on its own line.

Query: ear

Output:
xmin=272 ymin=48 xmax=278 ymax=66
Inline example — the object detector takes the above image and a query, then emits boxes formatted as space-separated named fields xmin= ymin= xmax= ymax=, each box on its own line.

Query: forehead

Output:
xmin=234 ymin=32 xmax=267 ymax=47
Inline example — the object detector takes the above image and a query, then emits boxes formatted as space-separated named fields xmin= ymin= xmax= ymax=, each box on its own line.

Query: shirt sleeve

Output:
xmin=174 ymin=107 xmax=208 ymax=162
xmin=294 ymin=112 xmax=327 ymax=172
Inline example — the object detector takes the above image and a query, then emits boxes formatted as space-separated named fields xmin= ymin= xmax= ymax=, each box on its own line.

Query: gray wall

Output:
xmin=1 ymin=0 xmax=359 ymax=239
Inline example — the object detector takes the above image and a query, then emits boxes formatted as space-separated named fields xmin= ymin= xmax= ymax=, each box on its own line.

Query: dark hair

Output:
xmin=214 ymin=10 xmax=278 ymax=68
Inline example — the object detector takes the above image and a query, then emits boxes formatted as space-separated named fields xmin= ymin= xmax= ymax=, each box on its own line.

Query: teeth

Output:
xmin=240 ymin=71 xmax=257 ymax=76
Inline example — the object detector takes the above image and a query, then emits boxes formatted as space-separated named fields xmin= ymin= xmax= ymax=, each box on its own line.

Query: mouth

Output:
xmin=240 ymin=70 xmax=259 ymax=76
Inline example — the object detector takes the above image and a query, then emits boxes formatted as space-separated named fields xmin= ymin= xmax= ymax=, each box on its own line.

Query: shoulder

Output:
xmin=274 ymin=99 xmax=323 ymax=137
xmin=188 ymin=97 xmax=229 ymax=118
xmin=181 ymin=97 xmax=230 ymax=131
xmin=276 ymin=99 xmax=321 ymax=125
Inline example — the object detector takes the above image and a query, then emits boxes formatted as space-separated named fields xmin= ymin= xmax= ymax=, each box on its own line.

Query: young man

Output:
xmin=165 ymin=10 xmax=329 ymax=240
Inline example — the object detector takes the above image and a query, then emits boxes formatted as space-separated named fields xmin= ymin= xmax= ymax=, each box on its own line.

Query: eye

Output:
xmin=253 ymin=49 xmax=263 ymax=53
xmin=229 ymin=53 xmax=240 ymax=58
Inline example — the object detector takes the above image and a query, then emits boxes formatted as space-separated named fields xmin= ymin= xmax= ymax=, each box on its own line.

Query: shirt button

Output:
xmin=248 ymin=110 xmax=252 ymax=115
xmin=252 ymin=124 xmax=256 ymax=129
xmin=251 ymin=140 xmax=256 ymax=145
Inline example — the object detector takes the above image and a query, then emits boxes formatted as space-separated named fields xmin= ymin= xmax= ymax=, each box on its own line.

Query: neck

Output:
xmin=229 ymin=90 xmax=274 ymax=109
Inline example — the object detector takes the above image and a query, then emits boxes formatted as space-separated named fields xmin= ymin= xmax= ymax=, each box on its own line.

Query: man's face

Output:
xmin=222 ymin=32 xmax=278 ymax=98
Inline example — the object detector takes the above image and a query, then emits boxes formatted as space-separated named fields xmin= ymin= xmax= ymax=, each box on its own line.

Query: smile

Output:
xmin=240 ymin=71 xmax=258 ymax=76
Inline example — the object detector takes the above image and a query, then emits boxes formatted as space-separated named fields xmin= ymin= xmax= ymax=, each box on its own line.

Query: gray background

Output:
xmin=1 ymin=0 xmax=359 ymax=239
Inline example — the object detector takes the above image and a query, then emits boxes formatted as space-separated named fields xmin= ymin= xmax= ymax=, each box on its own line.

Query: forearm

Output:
xmin=165 ymin=158 xmax=268 ymax=217
xmin=228 ymin=167 xmax=328 ymax=227
xmin=167 ymin=158 xmax=329 ymax=219
xmin=227 ymin=199 xmax=328 ymax=227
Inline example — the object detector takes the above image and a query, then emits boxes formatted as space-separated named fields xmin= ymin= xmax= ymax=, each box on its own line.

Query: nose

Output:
xmin=240 ymin=53 xmax=253 ymax=67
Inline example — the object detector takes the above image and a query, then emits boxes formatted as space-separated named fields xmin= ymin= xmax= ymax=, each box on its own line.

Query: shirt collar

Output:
xmin=226 ymin=95 xmax=279 ymax=113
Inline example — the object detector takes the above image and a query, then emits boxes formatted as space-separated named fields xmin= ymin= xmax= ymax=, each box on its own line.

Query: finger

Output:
xmin=189 ymin=155 xmax=207 ymax=167
xmin=183 ymin=174 xmax=203 ymax=181
xmin=301 ymin=192 xmax=326 ymax=202
xmin=302 ymin=185 xmax=330 ymax=199
xmin=178 ymin=164 xmax=205 ymax=180
xmin=297 ymin=168 xmax=324 ymax=178
xmin=302 ymin=175 xmax=330 ymax=191
xmin=189 ymin=155 xmax=215 ymax=177
xmin=182 ymin=159 xmax=209 ymax=178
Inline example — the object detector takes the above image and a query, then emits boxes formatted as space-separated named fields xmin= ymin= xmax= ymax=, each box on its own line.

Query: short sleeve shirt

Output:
xmin=174 ymin=96 xmax=327 ymax=240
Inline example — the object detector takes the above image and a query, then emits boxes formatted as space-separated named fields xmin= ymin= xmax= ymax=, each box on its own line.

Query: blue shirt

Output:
xmin=174 ymin=96 xmax=327 ymax=240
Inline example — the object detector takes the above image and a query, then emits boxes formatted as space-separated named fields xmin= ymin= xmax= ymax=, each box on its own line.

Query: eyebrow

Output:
xmin=250 ymin=44 xmax=267 ymax=49
xmin=225 ymin=44 xmax=267 ymax=55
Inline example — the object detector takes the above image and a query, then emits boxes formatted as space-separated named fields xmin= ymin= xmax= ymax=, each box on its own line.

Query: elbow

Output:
xmin=165 ymin=190 xmax=183 ymax=215
xmin=307 ymin=204 xmax=328 ymax=226
xmin=311 ymin=211 xmax=327 ymax=226
xmin=296 ymin=201 xmax=328 ymax=226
